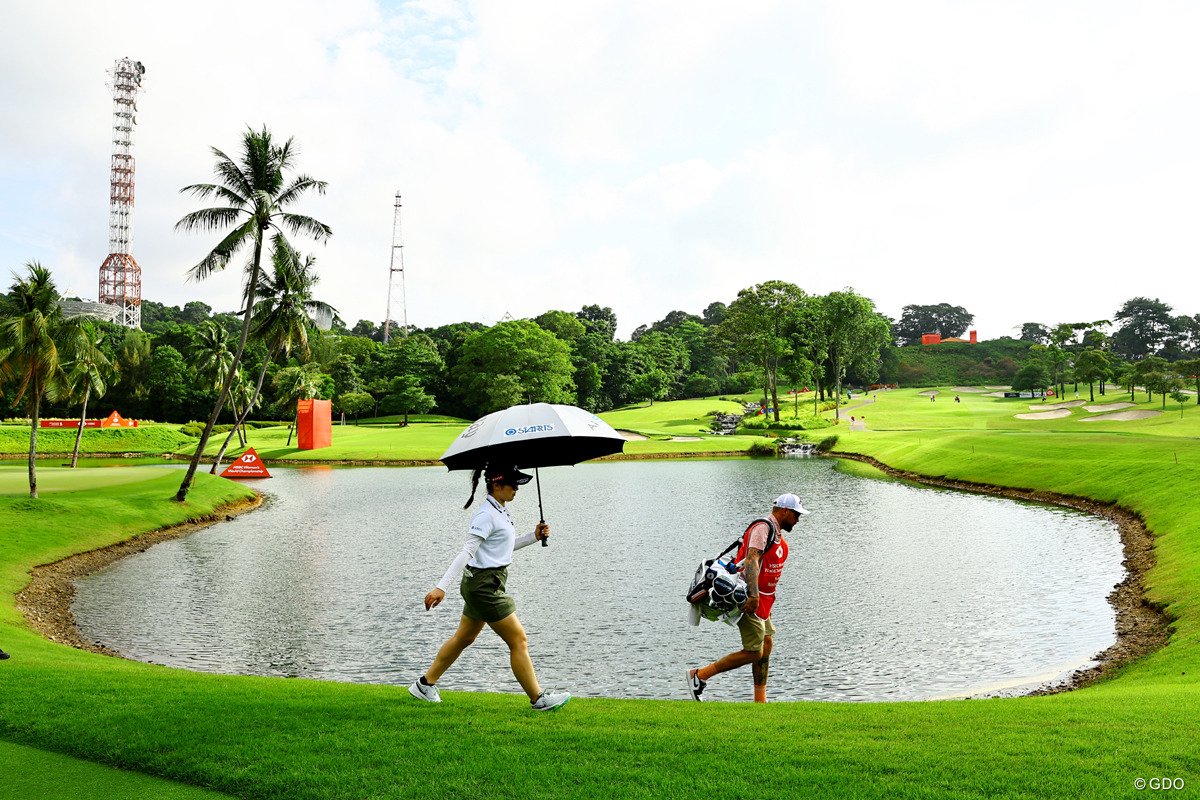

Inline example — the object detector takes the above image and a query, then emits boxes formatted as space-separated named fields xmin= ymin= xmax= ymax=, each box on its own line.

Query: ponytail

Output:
xmin=463 ymin=467 xmax=484 ymax=509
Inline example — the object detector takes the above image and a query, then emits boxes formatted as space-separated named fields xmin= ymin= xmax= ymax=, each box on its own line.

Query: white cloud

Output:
xmin=2 ymin=0 xmax=1199 ymax=342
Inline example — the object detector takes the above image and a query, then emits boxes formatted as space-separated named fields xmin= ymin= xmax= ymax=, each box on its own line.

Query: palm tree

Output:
xmin=0 ymin=263 xmax=87 ymax=497
xmin=66 ymin=324 xmax=118 ymax=468
xmin=190 ymin=320 xmax=234 ymax=393
xmin=208 ymin=240 xmax=336 ymax=473
xmin=116 ymin=330 xmax=152 ymax=401
xmin=173 ymin=126 xmax=330 ymax=501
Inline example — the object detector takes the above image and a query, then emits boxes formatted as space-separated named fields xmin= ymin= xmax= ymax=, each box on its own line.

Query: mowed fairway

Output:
xmin=0 ymin=465 xmax=179 ymax=495
xmin=1 ymin=394 xmax=1200 ymax=797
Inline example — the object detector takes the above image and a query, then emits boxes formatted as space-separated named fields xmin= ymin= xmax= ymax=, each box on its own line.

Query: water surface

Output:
xmin=73 ymin=459 xmax=1123 ymax=702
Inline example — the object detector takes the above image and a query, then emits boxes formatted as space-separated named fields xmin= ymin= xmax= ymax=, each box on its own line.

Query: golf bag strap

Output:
xmin=736 ymin=517 xmax=778 ymax=559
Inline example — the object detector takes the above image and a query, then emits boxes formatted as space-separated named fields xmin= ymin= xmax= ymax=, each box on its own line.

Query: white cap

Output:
xmin=774 ymin=493 xmax=810 ymax=515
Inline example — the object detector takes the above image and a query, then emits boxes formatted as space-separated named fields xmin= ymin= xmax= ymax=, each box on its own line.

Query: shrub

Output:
xmin=747 ymin=441 xmax=777 ymax=457
xmin=179 ymin=422 xmax=205 ymax=438
xmin=814 ymin=434 xmax=839 ymax=453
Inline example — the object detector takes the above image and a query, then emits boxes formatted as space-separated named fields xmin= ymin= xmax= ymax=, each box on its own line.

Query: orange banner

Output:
xmin=297 ymin=399 xmax=332 ymax=450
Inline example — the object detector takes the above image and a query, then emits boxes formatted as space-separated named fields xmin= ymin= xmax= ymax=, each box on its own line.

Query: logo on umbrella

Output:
xmin=505 ymin=424 xmax=555 ymax=436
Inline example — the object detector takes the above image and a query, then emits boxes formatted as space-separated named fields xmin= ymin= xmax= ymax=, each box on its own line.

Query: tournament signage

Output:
xmin=39 ymin=410 xmax=138 ymax=428
xmin=220 ymin=447 xmax=272 ymax=479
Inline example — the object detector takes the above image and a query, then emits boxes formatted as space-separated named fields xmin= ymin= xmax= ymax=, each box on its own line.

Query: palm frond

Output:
xmin=186 ymin=219 xmax=258 ymax=281
xmin=276 ymin=174 xmax=328 ymax=207
xmin=175 ymin=207 xmax=244 ymax=233
xmin=280 ymin=213 xmax=332 ymax=242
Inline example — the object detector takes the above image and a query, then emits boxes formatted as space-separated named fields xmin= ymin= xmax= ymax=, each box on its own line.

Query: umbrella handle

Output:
xmin=536 ymin=467 xmax=547 ymax=546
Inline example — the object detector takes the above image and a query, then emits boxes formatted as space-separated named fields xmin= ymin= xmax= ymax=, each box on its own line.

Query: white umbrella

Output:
xmin=440 ymin=403 xmax=626 ymax=543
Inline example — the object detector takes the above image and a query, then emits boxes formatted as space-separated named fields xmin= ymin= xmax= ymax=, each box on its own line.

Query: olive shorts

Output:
xmin=737 ymin=613 xmax=776 ymax=652
xmin=460 ymin=565 xmax=516 ymax=623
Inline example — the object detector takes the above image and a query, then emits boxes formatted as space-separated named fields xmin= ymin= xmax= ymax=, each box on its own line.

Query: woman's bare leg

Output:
xmin=425 ymin=615 xmax=486 ymax=684
xmin=488 ymin=613 xmax=541 ymax=700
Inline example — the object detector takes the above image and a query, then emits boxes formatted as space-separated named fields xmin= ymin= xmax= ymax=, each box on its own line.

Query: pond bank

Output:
xmin=16 ymin=492 xmax=263 ymax=657
xmin=830 ymin=450 xmax=1171 ymax=695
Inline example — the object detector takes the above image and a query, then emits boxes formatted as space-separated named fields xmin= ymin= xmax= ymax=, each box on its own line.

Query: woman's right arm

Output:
xmin=424 ymin=533 xmax=484 ymax=610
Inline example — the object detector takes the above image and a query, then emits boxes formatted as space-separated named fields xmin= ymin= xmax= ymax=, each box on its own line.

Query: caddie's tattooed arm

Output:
xmin=742 ymin=547 xmax=763 ymax=615
xmin=744 ymin=547 xmax=763 ymax=595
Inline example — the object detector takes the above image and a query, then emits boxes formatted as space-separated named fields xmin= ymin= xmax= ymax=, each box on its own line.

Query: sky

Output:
xmin=2 ymin=0 xmax=1198 ymax=341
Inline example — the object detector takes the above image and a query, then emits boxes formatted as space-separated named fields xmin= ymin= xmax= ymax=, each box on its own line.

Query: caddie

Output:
xmin=686 ymin=493 xmax=809 ymax=703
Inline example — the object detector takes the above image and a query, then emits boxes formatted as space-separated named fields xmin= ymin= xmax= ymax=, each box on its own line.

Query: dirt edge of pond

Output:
xmin=830 ymin=451 xmax=1172 ymax=696
xmin=15 ymin=492 xmax=263 ymax=658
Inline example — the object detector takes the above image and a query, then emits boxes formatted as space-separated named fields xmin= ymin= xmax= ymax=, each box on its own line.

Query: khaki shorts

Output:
xmin=737 ymin=613 xmax=775 ymax=652
xmin=460 ymin=565 xmax=516 ymax=623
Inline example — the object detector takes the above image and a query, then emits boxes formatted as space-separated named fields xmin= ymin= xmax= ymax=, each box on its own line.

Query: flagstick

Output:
xmin=536 ymin=467 xmax=548 ymax=547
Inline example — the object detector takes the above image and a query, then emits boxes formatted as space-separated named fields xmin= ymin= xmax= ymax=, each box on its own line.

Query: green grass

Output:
xmin=0 ymin=740 xmax=238 ymax=800
xmin=0 ymin=424 xmax=194 ymax=455
xmin=598 ymin=397 xmax=747 ymax=436
xmin=5 ymin=391 xmax=1200 ymax=797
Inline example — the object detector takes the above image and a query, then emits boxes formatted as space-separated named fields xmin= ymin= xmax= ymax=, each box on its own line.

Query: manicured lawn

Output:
xmin=598 ymin=397 xmax=745 ymax=436
xmin=3 ymin=391 xmax=1200 ymax=797
xmin=0 ymin=740 xmax=238 ymax=800
xmin=0 ymin=424 xmax=195 ymax=455
xmin=820 ymin=385 xmax=1200 ymax=436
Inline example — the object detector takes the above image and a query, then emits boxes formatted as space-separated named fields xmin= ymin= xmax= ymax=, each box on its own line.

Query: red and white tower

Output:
xmin=98 ymin=57 xmax=145 ymax=328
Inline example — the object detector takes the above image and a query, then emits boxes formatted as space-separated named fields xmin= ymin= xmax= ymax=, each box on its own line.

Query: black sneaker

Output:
xmin=686 ymin=668 xmax=706 ymax=701
xmin=0 ymin=650 xmax=10 ymax=660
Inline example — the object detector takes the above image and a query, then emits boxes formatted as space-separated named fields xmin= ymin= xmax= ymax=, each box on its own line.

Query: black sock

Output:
xmin=419 ymin=676 xmax=432 ymax=686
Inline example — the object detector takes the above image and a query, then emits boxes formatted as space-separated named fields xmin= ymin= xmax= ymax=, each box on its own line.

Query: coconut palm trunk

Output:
xmin=210 ymin=345 xmax=278 ymax=474
xmin=28 ymin=393 xmax=41 ymax=499
xmin=70 ymin=385 xmax=90 ymax=468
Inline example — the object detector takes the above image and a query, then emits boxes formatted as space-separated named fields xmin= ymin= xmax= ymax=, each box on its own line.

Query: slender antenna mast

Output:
xmin=98 ymin=56 xmax=146 ymax=328
xmin=383 ymin=191 xmax=408 ymax=342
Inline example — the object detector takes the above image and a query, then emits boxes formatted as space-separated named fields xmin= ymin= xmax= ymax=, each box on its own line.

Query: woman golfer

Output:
xmin=410 ymin=463 xmax=570 ymax=711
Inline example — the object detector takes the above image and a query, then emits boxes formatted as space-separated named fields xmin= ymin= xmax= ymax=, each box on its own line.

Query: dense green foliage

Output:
xmin=891 ymin=303 xmax=974 ymax=346
xmin=890 ymin=338 xmax=1029 ymax=387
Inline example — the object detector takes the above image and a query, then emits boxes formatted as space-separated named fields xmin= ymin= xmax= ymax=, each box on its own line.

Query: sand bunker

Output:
xmin=1015 ymin=409 xmax=1073 ymax=420
xmin=1031 ymin=400 xmax=1087 ymax=410
xmin=1080 ymin=410 xmax=1163 ymax=422
xmin=671 ymin=436 xmax=703 ymax=442
xmin=1083 ymin=402 xmax=1136 ymax=413
xmin=984 ymin=385 xmax=1011 ymax=390
xmin=953 ymin=387 xmax=988 ymax=393
xmin=618 ymin=430 xmax=648 ymax=441
xmin=918 ymin=391 xmax=939 ymax=397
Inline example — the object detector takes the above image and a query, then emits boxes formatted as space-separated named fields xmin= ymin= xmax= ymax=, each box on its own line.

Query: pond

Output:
xmin=72 ymin=458 xmax=1124 ymax=702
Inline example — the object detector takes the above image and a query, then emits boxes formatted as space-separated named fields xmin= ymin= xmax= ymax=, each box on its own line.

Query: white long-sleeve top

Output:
xmin=436 ymin=495 xmax=539 ymax=592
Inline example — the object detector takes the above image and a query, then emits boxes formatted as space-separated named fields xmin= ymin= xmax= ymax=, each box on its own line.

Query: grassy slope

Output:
xmin=0 ymin=424 xmax=194 ymax=455
xmin=0 ymin=740 xmax=236 ymax=800
xmin=2 ymin=394 xmax=1200 ymax=797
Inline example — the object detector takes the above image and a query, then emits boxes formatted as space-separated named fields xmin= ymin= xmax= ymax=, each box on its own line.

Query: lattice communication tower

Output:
xmin=383 ymin=191 xmax=408 ymax=342
xmin=98 ymin=57 xmax=146 ymax=328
